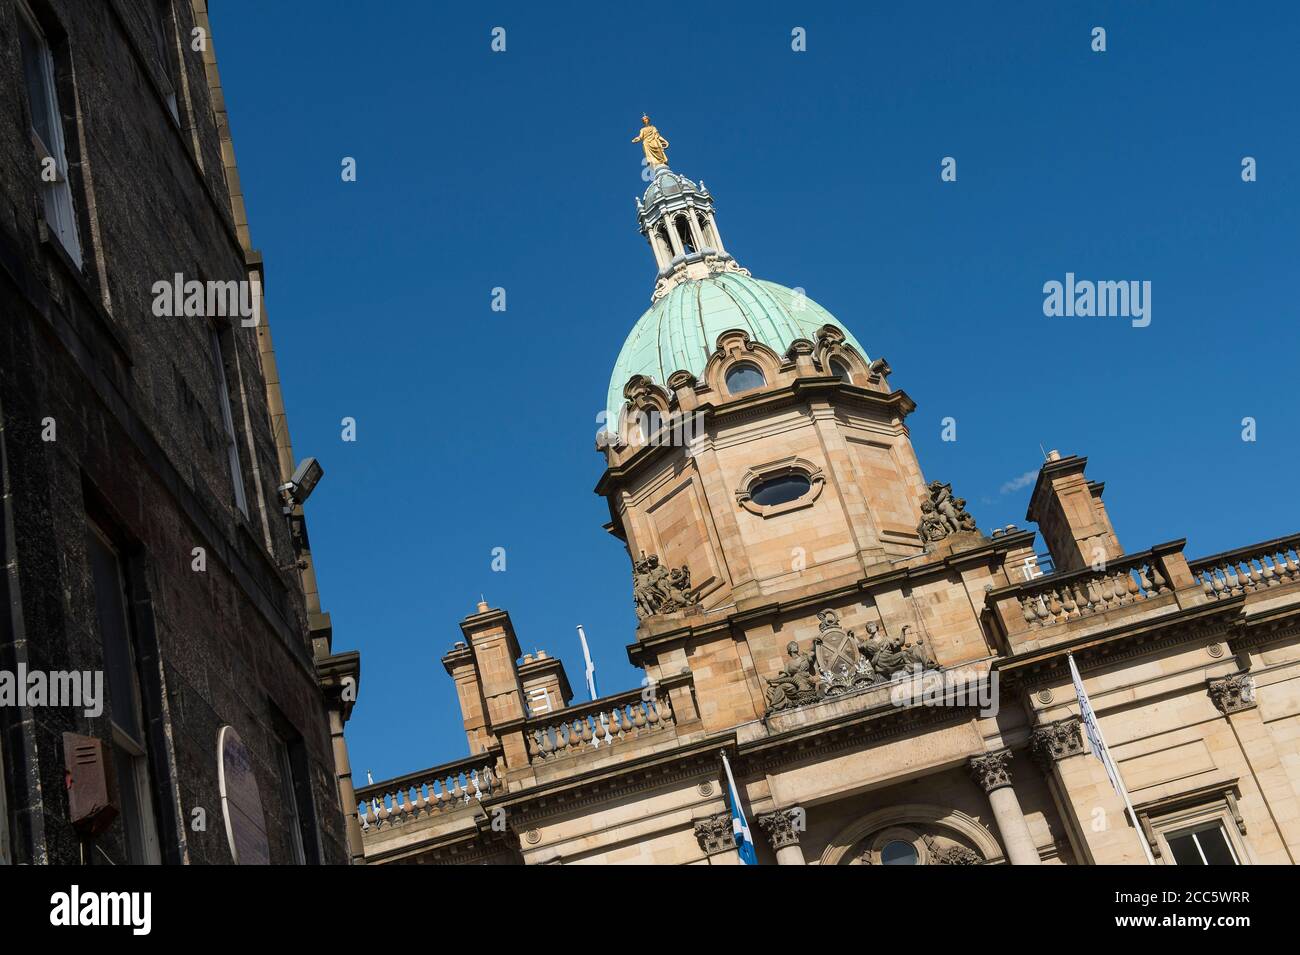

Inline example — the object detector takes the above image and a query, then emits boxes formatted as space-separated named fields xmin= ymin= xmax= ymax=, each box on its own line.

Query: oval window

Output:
xmin=880 ymin=840 xmax=919 ymax=865
xmin=829 ymin=358 xmax=852 ymax=382
xmin=725 ymin=363 xmax=766 ymax=394
xmin=750 ymin=473 xmax=812 ymax=508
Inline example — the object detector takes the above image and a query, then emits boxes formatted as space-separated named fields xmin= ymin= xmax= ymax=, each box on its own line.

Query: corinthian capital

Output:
xmin=1208 ymin=674 xmax=1256 ymax=715
xmin=756 ymin=807 xmax=805 ymax=849
xmin=969 ymin=750 xmax=1014 ymax=793
xmin=1029 ymin=718 xmax=1085 ymax=773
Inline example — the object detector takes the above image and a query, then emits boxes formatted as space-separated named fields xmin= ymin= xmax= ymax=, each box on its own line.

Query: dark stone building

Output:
xmin=0 ymin=0 xmax=362 ymax=864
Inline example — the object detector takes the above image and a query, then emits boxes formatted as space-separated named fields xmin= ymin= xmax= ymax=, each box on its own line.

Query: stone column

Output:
xmin=757 ymin=807 xmax=806 ymax=865
xmin=969 ymin=751 xmax=1040 ymax=865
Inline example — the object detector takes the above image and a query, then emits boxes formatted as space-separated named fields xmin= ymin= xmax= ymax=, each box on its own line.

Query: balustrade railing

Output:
xmin=356 ymin=755 xmax=500 ymax=832
xmin=1189 ymin=534 xmax=1300 ymax=600
xmin=526 ymin=688 xmax=674 ymax=763
xmin=1016 ymin=554 xmax=1171 ymax=630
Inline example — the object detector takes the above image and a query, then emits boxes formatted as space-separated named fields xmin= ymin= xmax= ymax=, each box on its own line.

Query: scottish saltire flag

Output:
xmin=1069 ymin=654 xmax=1155 ymax=863
xmin=576 ymin=625 xmax=599 ymax=700
xmin=720 ymin=750 xmax=757 ymax=865
xmin=1067 ymin=654 xmax=1125 ymax=798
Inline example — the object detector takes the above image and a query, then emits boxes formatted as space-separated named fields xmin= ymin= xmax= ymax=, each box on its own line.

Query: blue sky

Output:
xmin=210 ymin=1 xmax=1300 ymax=782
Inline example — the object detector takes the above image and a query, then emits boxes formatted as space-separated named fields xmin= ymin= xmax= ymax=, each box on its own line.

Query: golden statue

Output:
xmin=632 ymin=114 xmax=669 ymax=167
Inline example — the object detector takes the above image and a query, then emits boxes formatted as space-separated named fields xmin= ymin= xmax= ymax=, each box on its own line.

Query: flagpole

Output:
xmin=1068 ymin=654 xmax=1155 ymax=864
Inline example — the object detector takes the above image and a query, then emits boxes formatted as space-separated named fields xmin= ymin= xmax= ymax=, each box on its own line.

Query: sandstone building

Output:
xmin=356 ymin=133 xmax=1300 ymax=866
xmin=0 ymin=0 xmax=361 ymax=864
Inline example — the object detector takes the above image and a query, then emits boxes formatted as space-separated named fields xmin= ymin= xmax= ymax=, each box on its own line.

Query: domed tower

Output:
xmin=600 ymin=123 xmax=1010 ymax=732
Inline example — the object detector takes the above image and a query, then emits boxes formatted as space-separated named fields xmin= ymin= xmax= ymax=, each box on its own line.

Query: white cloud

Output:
xmin=999 ymin=469 xmax=1038 ymax=495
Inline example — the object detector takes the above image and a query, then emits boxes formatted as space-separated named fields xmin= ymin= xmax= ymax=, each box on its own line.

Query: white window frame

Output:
xmin=89 ymin=524 xmax=162 ymax=865
xmin=1138 ymin=785 xmax=1252 ymax=866
xmin=16 ymin=1 xmax=82 ymax=268
xmin=209 ymin=328 xmax=250 ymax=518
xmin=1165 ymin=820 xmax=1240 ymax=866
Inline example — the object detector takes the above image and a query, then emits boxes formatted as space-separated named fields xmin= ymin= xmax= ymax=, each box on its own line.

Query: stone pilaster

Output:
xmin=757 ymin=807 xmax=806 ymax=865
xmin=969 ymin=750 xmax=1040 ymax=865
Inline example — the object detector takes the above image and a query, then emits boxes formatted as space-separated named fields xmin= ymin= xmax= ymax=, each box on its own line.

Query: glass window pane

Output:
xmin=1167 ymin=831 xmax=1205 ymax=865
xmin=830 ymin=359 xmax=851 ymax=382
xmin=1196 ymin=827 xmax=1237 ymax=865
xmin=87 ymin=528 xmax=143 ymax=741
xmin=17 ymin=14 xmax=54 ymax=151
xmin=113 ymin=745 xmax=147 ymax=865
xmin=725 ymin=363 xmax=765 ymax=394
xmin=750 ymin=474 xmax=812 ymax=507
xmin=881 ymin=840 xmax=918 ymax=865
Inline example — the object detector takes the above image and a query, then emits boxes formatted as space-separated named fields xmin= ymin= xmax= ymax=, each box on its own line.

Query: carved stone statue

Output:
xmin=631 ymin=114 xmax=669 ymax=167
xmin=632 ymin=552 xmax=700 ymax=619
xmin=917 ymin=481 xmax=978 ymax=543
xmin=764 ymin=641 xmax=818 ymax=712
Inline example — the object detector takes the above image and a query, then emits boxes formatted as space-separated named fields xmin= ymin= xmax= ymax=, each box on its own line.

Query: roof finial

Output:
xmin=632 ymin=114 xmax=669 ymax=168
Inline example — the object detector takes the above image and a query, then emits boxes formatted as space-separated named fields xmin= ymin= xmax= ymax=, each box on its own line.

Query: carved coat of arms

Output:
xmin=812 ymin=610 xmax=875 ymax=697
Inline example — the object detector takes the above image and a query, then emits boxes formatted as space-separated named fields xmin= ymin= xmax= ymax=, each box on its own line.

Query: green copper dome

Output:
xmin=605 ymin=272 xmax=868 ymax=431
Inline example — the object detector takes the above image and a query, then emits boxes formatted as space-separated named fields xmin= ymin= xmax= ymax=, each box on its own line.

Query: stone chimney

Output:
xmin=442 ymin=602 xmax=527 ymax=753
xmin=1026 ymin=452 xmax=1123 ymax=573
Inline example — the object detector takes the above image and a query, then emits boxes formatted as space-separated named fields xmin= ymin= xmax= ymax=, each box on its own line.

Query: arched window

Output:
xmin=675 ymin=215 xmax=696 ymax=255
xmin=725 ymin=362 xmax=765 ymax=394
xmin=657 ymin=223 xmax=673 ymax=258
xmin=829 ymin=358 xmax=852 ymax=383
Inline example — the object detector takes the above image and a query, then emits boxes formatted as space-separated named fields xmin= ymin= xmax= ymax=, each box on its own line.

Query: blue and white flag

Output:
xmin=1068 ymin=654 xmax=1154 ymax=864
xmin=720 ymin=750 xmax=757 ymax=865
xmin=576 ymin=625 xmax=599 ymax=701
xmin=1067 ymin=654 xmax=1124 ymax=798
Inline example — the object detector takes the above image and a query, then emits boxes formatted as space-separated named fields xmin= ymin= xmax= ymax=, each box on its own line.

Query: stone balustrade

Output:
xmin=356 ymin=754 xmax=502 ymax=832
xmin=526 ymin=687 xmax=674 ymax=763
xmin=1189 ymin=534 xmax=1300 ymax=600
xmin=1014 ymin=553 xmax=1171 ymax=630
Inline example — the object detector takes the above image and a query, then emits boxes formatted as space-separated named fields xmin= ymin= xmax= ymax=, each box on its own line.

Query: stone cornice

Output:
xmin=627 ymin=531 xmax=1037 ymax=667
xmin=994 ymin=599 xmax=1248 ymax=690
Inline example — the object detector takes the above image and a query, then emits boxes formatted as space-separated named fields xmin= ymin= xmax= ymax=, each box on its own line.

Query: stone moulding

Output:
xmin=735 ymin=456 xmax=825 ymax=518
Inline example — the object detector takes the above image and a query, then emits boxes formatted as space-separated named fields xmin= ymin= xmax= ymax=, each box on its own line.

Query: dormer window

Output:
xmin=725 ymin=362 xmax=765 ymax=395
xmin=830 ymin=358 xmax=852 ymax=383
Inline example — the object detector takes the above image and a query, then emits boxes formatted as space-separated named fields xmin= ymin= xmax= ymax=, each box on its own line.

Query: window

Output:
xmin=17 ymin=3 xmax=81 ymax=267
xmin=829 ymin=358 xmax=852 ymax=383
xmin=1166 ymin=823 xmax=1238 ymax=865
xmin=880 ymin=840 xmax=919 ymax=865
xmin=148 ymin=0 xmax=180 ymax=122
xmin=87 ymin=523 xmax=161 ymax=865
xmin=209 ymin=328 xmax=250 ymax=518
xmin=725 ymin=362 xmax=766 ymax=395
xmin=274 ymin=733 xmax=320 ymax=865
xmin=750 ymin=473 xmax=812 ymax=508
xmin=675 ymin=215 xmax=696 ymax=255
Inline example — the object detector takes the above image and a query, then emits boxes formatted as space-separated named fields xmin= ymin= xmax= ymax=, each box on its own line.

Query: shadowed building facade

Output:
xmin=0 ymin=1 xmax=361 ymax=864
xmin=357 ymin=138 xmax=1300 ymax=867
